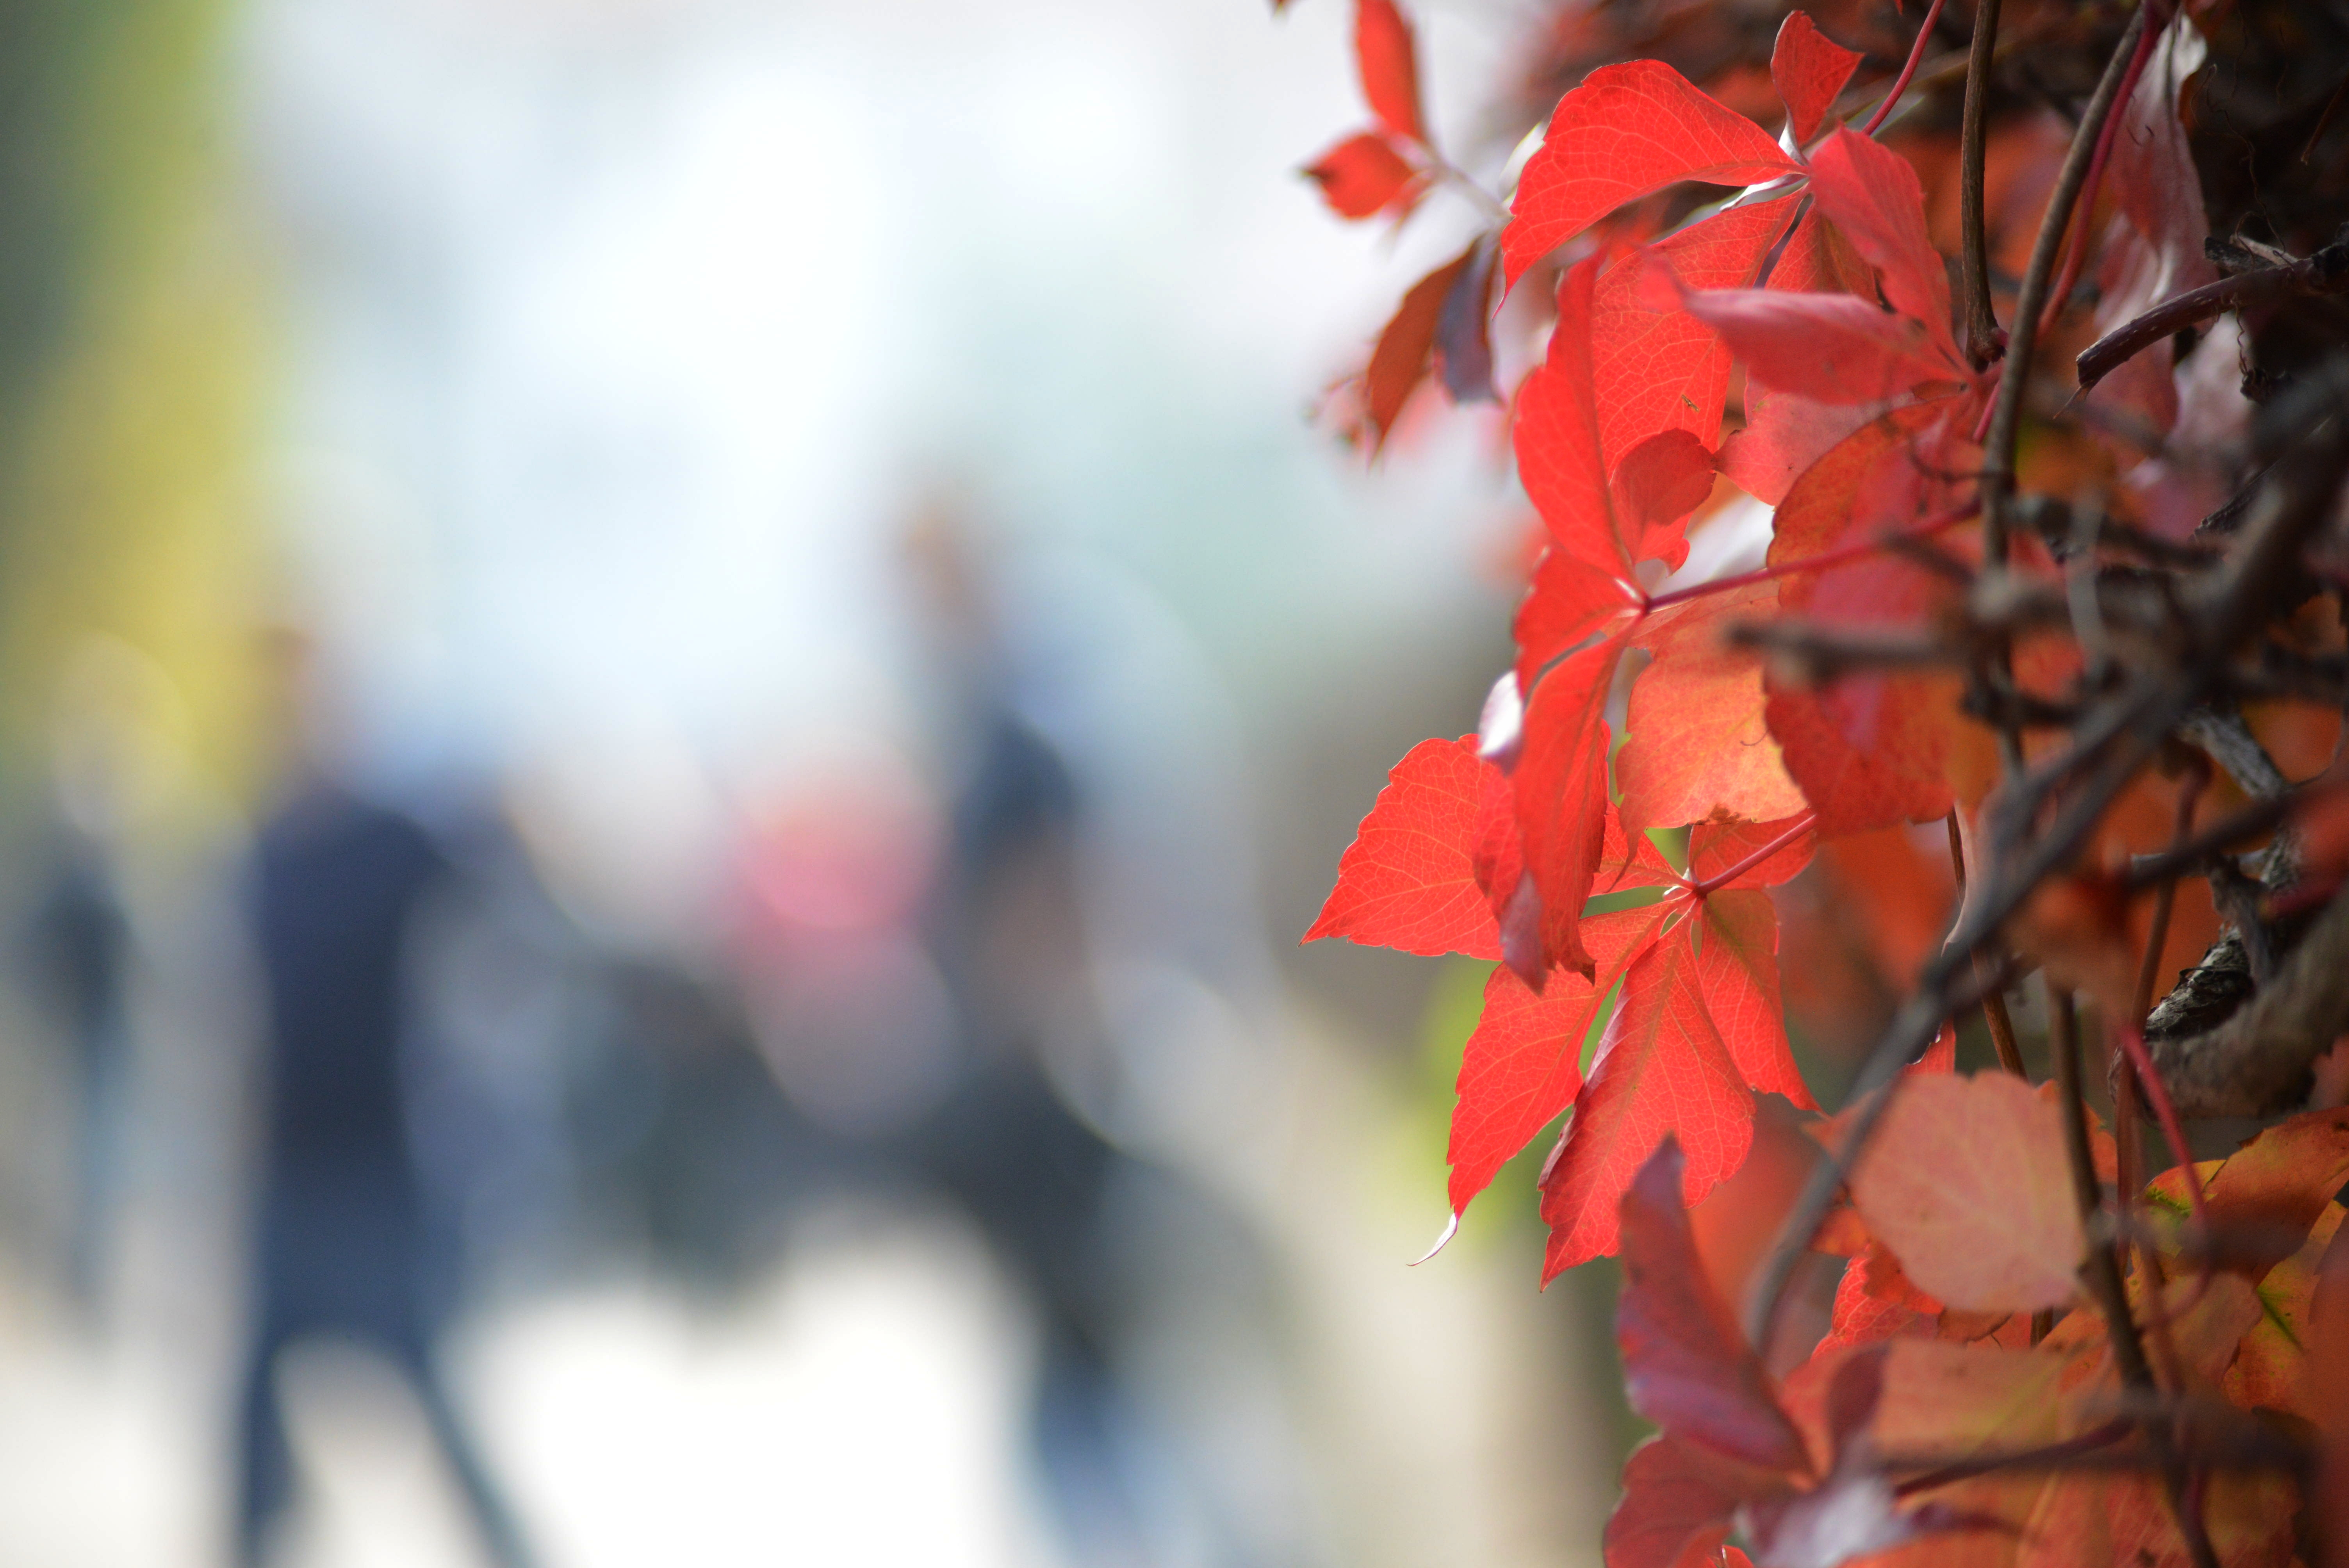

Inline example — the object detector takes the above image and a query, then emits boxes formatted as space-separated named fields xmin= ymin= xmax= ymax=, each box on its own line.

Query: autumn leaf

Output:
xmin=1693 ymin=886 xmax=1813 ymax=1108
xmin=1616 ymin=583 xmax=1809 ymax=832
xmin=1513 ymin=548 xmax=1642 ymax=693
xmin=1759 ymin=405 xmax=1978 ymax=834
xmin=1617 ymin=1138 xmax=1814 ymax=1474
xmin=1605 ymin=1437 xmax=1742 ymax=1568
xmin=1801 ymin=128 xmax=1963 ymax=367
xmin=2312 ymin=1221 xmax=2349 ymax=1566
xmin=1768 ymin=12 xmax=1861 ymax=146
xmin=2225 ymin=1203 xmax=2343 ymax=1419
xmin=1590 ymin=196 xmax=1800 ymax=506
xmin=1516 ymin=257 xmax=1654 ymax=583
xmin=1304 ymin=130 xmax=1422 ymax=221
xmin=1677 ymin=286 xmax=1958 ymax=406
xmin=1434 ymin=234 xmax=1500 ymax=403
xmin=1542 ymin=924 xmax=1757 ymax=1272
xmin=1357 ymin=240 xmax=1476 ymax=449
xmin=1502 ymin=60 xmax=1798 ymax=286
xmin=2144 ymin=1105 xmax=2349 ymax=1279
xmin=1305 ymin=734 xmax=1502 ymax=957
xmin=1513 ymin=633 xmax=1636 ymax=981
xmin=1848 ymin=1072 xmax=2086 ymax=1314
xmin=1447 ymin=914 xmax=1659 ymax=1221
xmin=1353 ymin=0 xmax=1427 ymax=147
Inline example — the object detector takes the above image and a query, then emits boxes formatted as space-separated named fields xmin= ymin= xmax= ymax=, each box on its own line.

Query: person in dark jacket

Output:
xmin=229 ymin=631 xmax=536 ymax=1568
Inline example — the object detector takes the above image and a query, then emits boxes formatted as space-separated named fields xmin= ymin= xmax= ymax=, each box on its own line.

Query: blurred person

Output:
xmin=230 ymin=626 xmax=538 ymax=1568
xmin=887 ymin=497 xmax=1306 ymax=1566
xmin=17 ymin=638 xmax=184 ymax=1324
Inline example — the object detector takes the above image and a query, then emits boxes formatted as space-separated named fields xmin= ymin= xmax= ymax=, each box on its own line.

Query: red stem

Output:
xmin=1643 ymin=499 xmax=1980 ymax=612
xmin=1687 ymin=813 xmax=1817 ymax=896
xmin=2041 ymin=11 xmax=2160 ymax=332
xmin=1861 ymin=0 xmax=1950 ymax=137
xmin=2117 ymin=1023 xmax=2210 ymax=1237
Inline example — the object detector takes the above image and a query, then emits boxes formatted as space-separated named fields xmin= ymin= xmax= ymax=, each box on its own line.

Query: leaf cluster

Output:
xmin=1284 ymin=1 xmax=2349 ymax=1563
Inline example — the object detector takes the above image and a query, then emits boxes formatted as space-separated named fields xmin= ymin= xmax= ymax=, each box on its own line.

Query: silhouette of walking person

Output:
xmin=230 ymin=629 xmax=537 ymax=1568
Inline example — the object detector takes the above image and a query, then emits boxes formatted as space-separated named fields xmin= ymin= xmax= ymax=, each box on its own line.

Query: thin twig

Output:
xmin=2078 ymin=247 xmax=2349 ymax=396
xmin=1959 ymin=0 xmax=2006 ymax=367
xmin=1981 ymin=0 xmax=2155 ymax=561
xmin=2041 ymin=10 xmax=2164 ymax=332
xmin=1862 ymin=0 xmax=1951 ymax=137
xmin=1643 ymin=501 xmax=1978 ymax=611
xmin=1947 ymin=811 xmax=2028 ymax=1076
xmin=2053 ymin=990 xmax=2221 ymax=1568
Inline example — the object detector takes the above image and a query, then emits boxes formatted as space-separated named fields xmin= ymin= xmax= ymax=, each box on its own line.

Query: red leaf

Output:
xmin=1502 ymin=61 xmax=1799 ymax=286
xmin=1517 ymin=258 xmax=1638 ymax=577
xmin=1618 ymin=592 xmax=1809 ymax=832
xmin=1761 ymin=406 xmax=1975 ymax=833
xmin=1695 ymin=889 xmax=1814 ymax=1110
xmin=1684 ymin=816 xmax=1816 ymax=891
xmin=2085 ymin=18 xmax=2215 ymax=436
xmin=1764 ymin=679 xmax=1967 ymax=839
xmin=1514 ymin=633 xmax=1634 ymax=980
xmin=1802 ymin=128 xmax=1964 ymax=366
xmin=1675 ymin=285 xmax=1957 ymax=404
xmin=1913 ymin=1020 xmax=1959 ymax=1074
xmin=1359 ymin=241 xmax=1476 ymax=450
xmin=1610 ymin=429 xmax=1717 ymax=555
xmin=1447 ymin=903 xmax=1670 ymax=1216
xmin=1604 ymin=1438 xmax=1742 ymax=1568
xmin=1305 ymin=735 xmax=1502 ymax=958
xmin=1769 ymin=12 xmax=1862 ymax=146
xmin=1814 ymin=1244 xmax=1932 ymax=1354
xmin=1305 ymin=130 xmax=1422 ymax=221
xmin=1592 ymin=197 xmax=1800 ymax=501
xmin=1353 ymin=0 xmax=1427 ymax=147
xmin=1513 ymin=547 xmax=1641 ymax=695
xmin=1716 ymin=209 xmax=1878 ymax=504
xmin=1542 ymin=929 xmax=1757 ymax=1272
xmin=1613 ymin=1138 xmax=1812 ymax=1473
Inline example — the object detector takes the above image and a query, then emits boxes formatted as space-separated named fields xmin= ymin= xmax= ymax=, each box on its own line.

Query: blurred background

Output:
xmin=0 ymin=0 xmax=1635 ymax=1564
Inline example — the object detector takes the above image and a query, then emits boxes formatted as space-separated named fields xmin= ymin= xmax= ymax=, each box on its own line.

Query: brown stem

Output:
xmin=2124 ymin=767 xmax=2204 ymax=1210
xmin=1981 ymin=0 xmax=2154 ymax=562
xmin=1959 ymin=0 xmax=2005 ymax=369
xmin=2144 ymin=887 xmax=2349 ymax=1116
xmin=1947 ymin=810 xmax=2028 ymax=1078
xmin=2077 ymin=251 xmax=2349 ymax=396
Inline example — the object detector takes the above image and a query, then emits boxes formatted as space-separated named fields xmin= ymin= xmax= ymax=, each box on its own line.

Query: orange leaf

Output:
xmin=1618 ymin=583 xmax=1808 ymax=830
xmin=1849 ymin=1073 xmax=2086 ymax=1314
